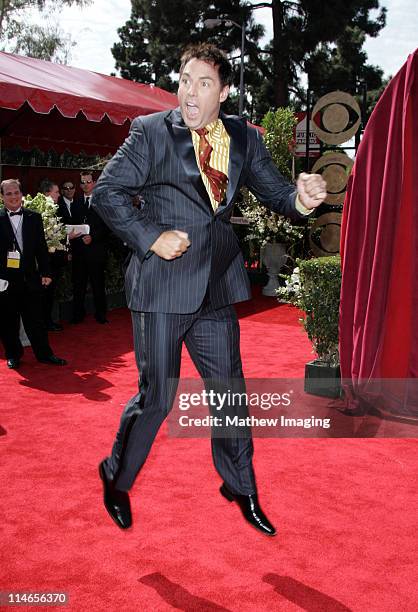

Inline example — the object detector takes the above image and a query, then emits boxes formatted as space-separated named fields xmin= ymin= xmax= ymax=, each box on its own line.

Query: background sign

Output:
xmin=294 ymin=112 xmax=321 ymax=157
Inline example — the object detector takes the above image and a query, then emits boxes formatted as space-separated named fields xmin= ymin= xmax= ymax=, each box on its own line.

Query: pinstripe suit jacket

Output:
xmin=92 ymin=108 xmax=304 ymax=313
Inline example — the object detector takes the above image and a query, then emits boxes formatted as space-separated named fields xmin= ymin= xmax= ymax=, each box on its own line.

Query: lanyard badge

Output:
xmin=7 ymin=250 xmax=20 ymax=269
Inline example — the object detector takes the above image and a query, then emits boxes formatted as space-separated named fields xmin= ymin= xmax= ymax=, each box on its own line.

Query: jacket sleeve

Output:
xmin=245 ymin=128 xmax=306 ymax=222
xmin=91 ymin=117 xmax=162 ymax=260
xmin=35 ymin=213 xmax=51 ymax=277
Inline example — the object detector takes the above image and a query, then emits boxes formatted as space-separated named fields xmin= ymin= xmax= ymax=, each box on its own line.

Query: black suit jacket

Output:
xmin=0 ymin=208 xmax=50 ymax=291
xmin=69 ymin=197 xmax=108 ymax=263
xmin=92 ymin=108 xmax=305 ymax=313
xmin=56 ymin=196 xmax=73 ymax=225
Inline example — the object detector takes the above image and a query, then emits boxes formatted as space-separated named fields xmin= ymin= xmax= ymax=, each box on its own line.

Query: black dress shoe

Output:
xmin=95 ymin=317 xmax=109 ymax=324
xmin=220 ymin=483 xmax=277 ymax=536
xmin=38 ymin=355 xmax=67 ymax=366
xmin=7 ymin=358 xmax=20 ymax=369
xmin=70 ymin=317 xmax=84 ymax=324
xmin=99 ymin=461 xmax=132 ymax=529
xmin=47 ymin=322 xmax=63 ymax=332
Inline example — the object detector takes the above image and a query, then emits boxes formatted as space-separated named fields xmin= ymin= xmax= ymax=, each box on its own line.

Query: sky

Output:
xmin=44 ymin=0 xmax=418 ymax=80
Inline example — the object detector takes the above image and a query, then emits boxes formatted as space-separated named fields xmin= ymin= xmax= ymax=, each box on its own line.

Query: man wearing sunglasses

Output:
xmin=70 ymin=171 xmax=109 ymax=324
xmin=58 ymin=182 xmax=76 ymax=224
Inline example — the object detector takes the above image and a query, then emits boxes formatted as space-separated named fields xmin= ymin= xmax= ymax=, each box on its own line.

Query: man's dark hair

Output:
xmin=60 ymin=180 xmax=75 ymax=189
xmin=0 ymin=178 xmax=22 ymax=195
xmin=80 ymin=170 xmax=96 ymax=180
xmin=39 ymin=178 xmax=57 ymax=195
xmin=179 ymin=43 xmax=232 ymax=87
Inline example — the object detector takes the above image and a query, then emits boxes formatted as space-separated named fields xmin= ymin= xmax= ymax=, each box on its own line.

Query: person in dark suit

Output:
xmin=39 ymin=179 xmax=67 ymax=332
xmin=57 ymin=180 xmax=76 ymax=225
xmin=70 ymin=171 xmax=109 ymax=324
xmin=0 ymin=179 xmax=67 ymax=369
xmin=57 ymin=179 xmax=82 ymax=289
xmin=92 ymin=44 xmax=327 ymax=535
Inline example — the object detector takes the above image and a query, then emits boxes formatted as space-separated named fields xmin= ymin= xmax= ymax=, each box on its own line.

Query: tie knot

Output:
xmin=195 ymin=128 xmax=208 ymax=137
xmin=10 ymin=210 xmax=23 ymax=216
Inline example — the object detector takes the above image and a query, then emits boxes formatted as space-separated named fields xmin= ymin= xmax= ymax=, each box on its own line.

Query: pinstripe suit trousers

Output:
xmin=103 ymin=299 xmax=257 ymax=495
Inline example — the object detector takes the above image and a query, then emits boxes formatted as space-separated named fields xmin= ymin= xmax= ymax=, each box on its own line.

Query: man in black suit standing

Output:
xmin=0 ymin=179 xmax=67 ymax=369
xmin=92 ymin=44 xmax=326 ymax=535
xmin=57 ymin=180 xmax=76 ymax=225
xmin=70 ymin=171 xmax=109 ymax=324
xmin=39 ymin=179 xmax=66 ymax=332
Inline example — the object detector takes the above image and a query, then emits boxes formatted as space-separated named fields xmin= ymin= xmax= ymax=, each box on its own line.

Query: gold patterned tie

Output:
xmin=195 ymin=128 xmax=228 ymax=204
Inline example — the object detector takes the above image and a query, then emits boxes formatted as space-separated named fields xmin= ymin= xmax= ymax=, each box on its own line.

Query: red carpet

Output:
xmin=1 ymin=290 xmax=417 ymax=611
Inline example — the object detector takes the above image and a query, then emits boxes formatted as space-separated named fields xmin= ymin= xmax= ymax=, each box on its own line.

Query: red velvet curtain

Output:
xmin=340 ymin=49 xmax=418 ymax=417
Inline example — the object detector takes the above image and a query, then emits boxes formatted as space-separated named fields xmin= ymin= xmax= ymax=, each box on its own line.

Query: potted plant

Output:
xmin=238 ymin=108 xmax=306 ymax=295
xmin=278 ymin=255 xmax=342 ymax=398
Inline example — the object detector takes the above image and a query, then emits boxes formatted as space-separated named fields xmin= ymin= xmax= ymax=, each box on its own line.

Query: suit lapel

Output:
xmin=0 ymin=208 xmax=22 ymax=252
xmin=57 ymin=199 xmax=71 ymax=223
xmin=165 ymin=108 xmax=213 ymax=211
xmin=164 ymin=108 xmax=247 ymax=213
xmin=221 ymin=112 xmax=247 ymax=210
xmin=21 ymin=209 xmax=31 ymax=252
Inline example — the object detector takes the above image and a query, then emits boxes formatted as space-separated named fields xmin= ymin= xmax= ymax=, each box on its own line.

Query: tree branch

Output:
xmin=249 ymin=3 xmax=272 ymax=10
xmin=245 ymin=40 xmax=272 ymax=79
xmin=282 ymin=1 xmax=304 ymax=13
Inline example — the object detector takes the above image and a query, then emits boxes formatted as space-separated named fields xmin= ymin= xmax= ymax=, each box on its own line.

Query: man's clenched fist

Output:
xmin=296 ymin=172 xmax=327 ymax=210
xmin=150 ymin=230 xmax=191 ymax=260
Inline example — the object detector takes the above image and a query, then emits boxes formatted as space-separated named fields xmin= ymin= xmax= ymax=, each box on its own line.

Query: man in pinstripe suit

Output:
xmin=92 ymin=44 xmax=326 ymax=535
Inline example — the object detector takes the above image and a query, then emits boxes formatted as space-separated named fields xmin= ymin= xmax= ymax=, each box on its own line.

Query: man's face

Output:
xmin=2 ymin=184 xmax=23 ymax=211
xmin=61 ymin=182 xmax=76 ymax=200
xmin=46 ymin=185 xmax=60 ymax=203
xmin=80 ymin=174 xmax=95 ymax=195
xmin=178 ymin=58 xmax=229 ymax=130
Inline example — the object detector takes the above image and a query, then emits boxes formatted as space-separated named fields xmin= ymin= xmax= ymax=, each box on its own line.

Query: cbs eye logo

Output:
xmin=311 ymin=153 xmax=354 ymax=206
xmin=309 ymin=91 xmax=359 ymax=206
xmin=306 ymin=91 xmax=362 ymax=256
xmin=309 ymin=212 xmax=342 ymax=258
xmin=311 ymin=91 xmax=362 ymax=145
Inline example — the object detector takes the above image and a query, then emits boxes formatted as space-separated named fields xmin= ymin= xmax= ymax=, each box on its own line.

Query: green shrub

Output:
xmin=279 ymin=256 xmax=341 ymax=366
xmin=238 ymin=108 xmax=306 ymax=257
xmin=299 ymin=256 xmax=341 ymax=366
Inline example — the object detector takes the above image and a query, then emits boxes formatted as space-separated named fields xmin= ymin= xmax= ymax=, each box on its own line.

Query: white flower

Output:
xmin=239 ymin=190 xmax=305 ymax=248
xmin=23 ymin=193 xmax=67 ymax=251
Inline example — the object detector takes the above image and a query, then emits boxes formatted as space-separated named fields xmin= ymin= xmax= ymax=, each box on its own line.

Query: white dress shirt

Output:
xmin=7 ymin=208 xmax=24 ymax=251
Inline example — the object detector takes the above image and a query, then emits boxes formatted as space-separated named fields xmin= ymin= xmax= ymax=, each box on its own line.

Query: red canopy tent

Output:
xmin=0 ymin=51 xmax=178 ymax=191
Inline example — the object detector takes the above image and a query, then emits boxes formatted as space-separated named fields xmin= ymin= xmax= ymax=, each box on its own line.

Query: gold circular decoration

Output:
xmin=322 ymin=165 xmax=347 ymax=193
xmin=320 ymin=224 xmax=340 ymax=252
xmin=311 ymin=153 xmax=354 ymax=205
xmin=311 ymin=91 xmax=361 ymax=145
xmin=322 ymin=104 xmax=350 ymax=133
xmin=309 ymin=212 xmax=342 ymax=257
